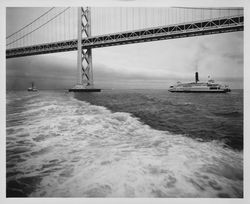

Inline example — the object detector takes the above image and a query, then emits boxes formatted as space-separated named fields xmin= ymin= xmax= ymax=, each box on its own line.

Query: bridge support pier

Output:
xmin=69 ymin=7 xmax=100 ymax=92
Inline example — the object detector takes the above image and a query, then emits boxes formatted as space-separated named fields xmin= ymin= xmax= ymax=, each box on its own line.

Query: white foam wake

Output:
xmin=6 ymin=92 xmax=243 ymax=197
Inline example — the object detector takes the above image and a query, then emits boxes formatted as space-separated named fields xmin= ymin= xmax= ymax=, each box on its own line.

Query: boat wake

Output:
xmin=6 ymin=92 xmax=243 ymax=197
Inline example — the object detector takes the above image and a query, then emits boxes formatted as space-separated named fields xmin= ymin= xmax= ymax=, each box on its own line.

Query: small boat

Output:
xmin=27 ymin=82 xmax=38 ymax=92
xmin=168 ymin=72 xmax=231 ymax=93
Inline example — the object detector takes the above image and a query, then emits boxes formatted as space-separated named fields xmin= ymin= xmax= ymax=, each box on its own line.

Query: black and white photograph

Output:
xmin=1 ymin=0 xmax=249 ymax=203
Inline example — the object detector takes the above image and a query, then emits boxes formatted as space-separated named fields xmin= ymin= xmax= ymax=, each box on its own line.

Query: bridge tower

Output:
xmin=69 ymin=7 xmax=100 ymax=92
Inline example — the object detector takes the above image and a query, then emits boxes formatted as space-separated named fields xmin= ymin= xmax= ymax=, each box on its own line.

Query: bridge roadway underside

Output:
xmin=6 ymin=16 xmax=243 ymax=58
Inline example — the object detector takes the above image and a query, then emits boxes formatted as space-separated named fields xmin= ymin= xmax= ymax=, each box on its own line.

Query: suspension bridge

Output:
xmin=6 ymin=7 xmax=244 ymax=91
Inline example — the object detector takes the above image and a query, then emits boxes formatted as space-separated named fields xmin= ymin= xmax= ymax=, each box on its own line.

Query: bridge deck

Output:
xmin=6 ymin=16 xmax=243 ymax=58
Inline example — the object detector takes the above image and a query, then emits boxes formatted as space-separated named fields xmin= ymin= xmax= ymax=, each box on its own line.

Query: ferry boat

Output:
xmin=168 ymin=72 xmax=231 ymax=93
xmin=27 ymin=82 xmax=38 ymax=92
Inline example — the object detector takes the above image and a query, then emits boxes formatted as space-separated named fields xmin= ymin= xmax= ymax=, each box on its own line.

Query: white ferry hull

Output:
xmin=168 ymin=72 xmax=231 ymax=93
xmin=168 ymin=89 xmax=230 ymax=93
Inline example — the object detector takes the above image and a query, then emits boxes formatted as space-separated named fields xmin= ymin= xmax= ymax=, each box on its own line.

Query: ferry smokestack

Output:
xmin=195 ymin=72 xmax=199 ymax=83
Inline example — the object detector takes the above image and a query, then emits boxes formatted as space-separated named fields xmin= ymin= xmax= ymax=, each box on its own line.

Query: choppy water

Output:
xmin=6 ymin=90 xmax=243 ymax=197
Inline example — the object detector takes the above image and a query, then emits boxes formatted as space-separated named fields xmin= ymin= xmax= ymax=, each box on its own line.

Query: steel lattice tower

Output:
xmin=68 ymin=6 xmax=101 ymax=92
xmin=77 ymin=7 xmax=93 ymax=87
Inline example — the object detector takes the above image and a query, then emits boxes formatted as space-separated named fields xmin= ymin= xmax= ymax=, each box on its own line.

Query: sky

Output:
xmin=6 ymin=7 xmax=244 ymax=90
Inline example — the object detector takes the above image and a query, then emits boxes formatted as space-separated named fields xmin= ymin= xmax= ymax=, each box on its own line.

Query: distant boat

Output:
xmin=168 ymin=72 xmax=231 ymax=93
xmin=27 ymin=82 xmax=38 ymax=92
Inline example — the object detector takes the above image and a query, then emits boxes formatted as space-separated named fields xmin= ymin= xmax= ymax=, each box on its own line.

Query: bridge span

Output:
xmin=6 ymin=7 xmax=244 ymax=91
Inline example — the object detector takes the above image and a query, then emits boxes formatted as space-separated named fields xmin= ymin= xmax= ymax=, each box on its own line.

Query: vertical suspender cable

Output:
xmin=30 ymin=20 xmax=31 ymax=46
xmin=168 ymin=8 xmax=170 ymax=25
xmin=64 ymin=9 xmax=66 ymax=40
xmin=58 ymin=10 xmax=60 ymax=41
xmin=100 ymin=8 xmax=102 ymax=34
xmin=161 ymin=7 xmax=163 ymax=26
xmin=158 ymin=7 xmax=159 ymax=26
xmin=23 ymin=30 xmax=24 ymax=47
xmin=57 ymin=9 xmax=59 ymax=41
xmin=45 ymin=12 xmax=47 ymax=44
xmin=55 ymin=12 xmax=57 ymax=42
xmin=94 ymin=7 xmax=96 ymax=35
xmin=17 ymin=31 xmax=19 ymax=48
xmin=178 ymin=8 xmax=181 ymax=23
xmin=52 ymin=14 xmax=54 ymax=43
xmin=73 ymin=8 xmax=75 ymax=39
xmin=47 ymin=11 xmax=49 ymax=43
xmin=57 ymin=10 xmax=58 ymax=41
xmin=132 ymin=7 xmax=134 ymax=30
xmin=21 ymin=30 xmax=23 ymax=47
xmin=69 ymin=8 xmax=70 ymax=40
xmin=60 ymin=10 xmax=62 ymax=41
xmin=20 ymin=30 xmax=21 ymax=47
xmin=75 ymin=7 xmax=76 ymax=38
xmin=120 ymin=7 xmax=122 ymax=32
xmin=104 ymin=8 xmax=106 ymax=34
xmin=112 ymin=7 xmax=114 ymax=33
xmin=21 ymin=28 xmax=23 ymax=47
xmin=61 ymin=10 xmax=63 ymax=41
xmin=174 ymin=8 xmax=178 ymax=23
xmin=126 ymin=7 xmax=128 ymax=31
xmin=50 ymin=11 xmax=52 ymax=43
xmin=59 ymin=10 xmax=61 ymax=41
